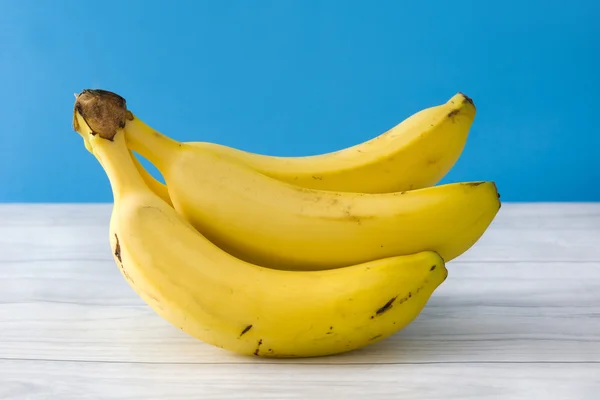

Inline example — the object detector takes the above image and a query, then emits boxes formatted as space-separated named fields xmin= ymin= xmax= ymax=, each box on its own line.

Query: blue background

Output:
xmin=1 ymin=0 xmax=598 ymax=202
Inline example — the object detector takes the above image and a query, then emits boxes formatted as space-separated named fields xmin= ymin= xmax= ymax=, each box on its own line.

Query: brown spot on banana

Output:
xmin=239 ymin=325 xmax=253 ymax=337
xmin=113 ymin=234 xmax=135 ymax=283
xmin=459 ymin=92 xmax=475 ymax=106
xmin=114 ymin=234 xmax=122 ymax=263
xmin=253 ymin=339 xmax=263 ymax=356
xmin=462 ymin=181 xmax=485 ymax=187
xmin=447 ymin=109 xmax=460 ymax=119
xmin=375 ymin=296 xmax=397 ymax=316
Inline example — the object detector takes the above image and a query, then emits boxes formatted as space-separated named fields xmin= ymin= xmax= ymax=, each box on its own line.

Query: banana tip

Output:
xmin=458 ymin=92 xmax=474 ymax=107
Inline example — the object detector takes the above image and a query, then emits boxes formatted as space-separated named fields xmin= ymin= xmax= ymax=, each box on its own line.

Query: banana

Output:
xmin=129 ymin=92 xmax=475 ymax=197
xmin=73 ymin=89 xmax=448 ymax=358
xmin=119 ymin=97 xmax=500 ymax=271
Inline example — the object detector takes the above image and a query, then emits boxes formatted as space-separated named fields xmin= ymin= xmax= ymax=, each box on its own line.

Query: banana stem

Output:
xmin=124 ymin=116 xmax=180 ymax=172
xmin=72 ymin=89 xmax=152 ymax=199
xmin=91 ymin=133 xmax=150 ymax=199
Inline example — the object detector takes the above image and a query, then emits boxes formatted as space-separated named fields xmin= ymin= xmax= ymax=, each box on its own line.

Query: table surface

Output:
xmin=1 ymin=203 xmax=599 ymax=399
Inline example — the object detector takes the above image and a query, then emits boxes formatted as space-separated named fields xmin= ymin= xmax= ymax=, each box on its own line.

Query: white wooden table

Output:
xmin=1 ymin=203 xmax=599 ymax=399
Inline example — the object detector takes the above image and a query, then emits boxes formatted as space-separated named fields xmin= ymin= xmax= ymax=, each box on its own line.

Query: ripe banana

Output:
xmin=121 ymin=103 xmax=500 ymax=271
xmin=128 ymin=92 xmax=475 ymax=200
xmin=73 ymin=89 xmax=448 ymax=358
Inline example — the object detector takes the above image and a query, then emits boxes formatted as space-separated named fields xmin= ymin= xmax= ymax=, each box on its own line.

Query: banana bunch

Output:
xmin=72 ymin=89 xmax=500 ymax=358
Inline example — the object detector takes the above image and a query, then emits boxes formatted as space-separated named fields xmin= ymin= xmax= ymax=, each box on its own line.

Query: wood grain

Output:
xmin=1 ymin=203 xmax=599 ymax=398
xmin=1 ymin=361 xmax=599 ymax=400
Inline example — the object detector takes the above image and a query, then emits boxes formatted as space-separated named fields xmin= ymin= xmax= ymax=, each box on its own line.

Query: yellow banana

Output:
xmin=129 ymin=92 xmax=475 ymax=199
xmin=120 ymin=95 xmax=500 ymax=271
xmin=73 ymin=89 xmax=448 ymax=358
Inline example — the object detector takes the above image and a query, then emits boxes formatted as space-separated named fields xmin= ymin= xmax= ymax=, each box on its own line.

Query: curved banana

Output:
xmin=130 ymin=92 xmax=475 ymax=197
xmin=73 ymin=89 xmax=448 ymax=358
xmin=120 ymin=97 xmax=500 ymax=271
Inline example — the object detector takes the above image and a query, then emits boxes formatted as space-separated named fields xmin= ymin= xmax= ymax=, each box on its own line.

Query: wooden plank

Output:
xmin=1 ymin=203 xmax=598 ymax=397
xmin=1 ymin=259 xmax=598 ymax=364
xmin=1 ymin=360 xmax=599 ymax=400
